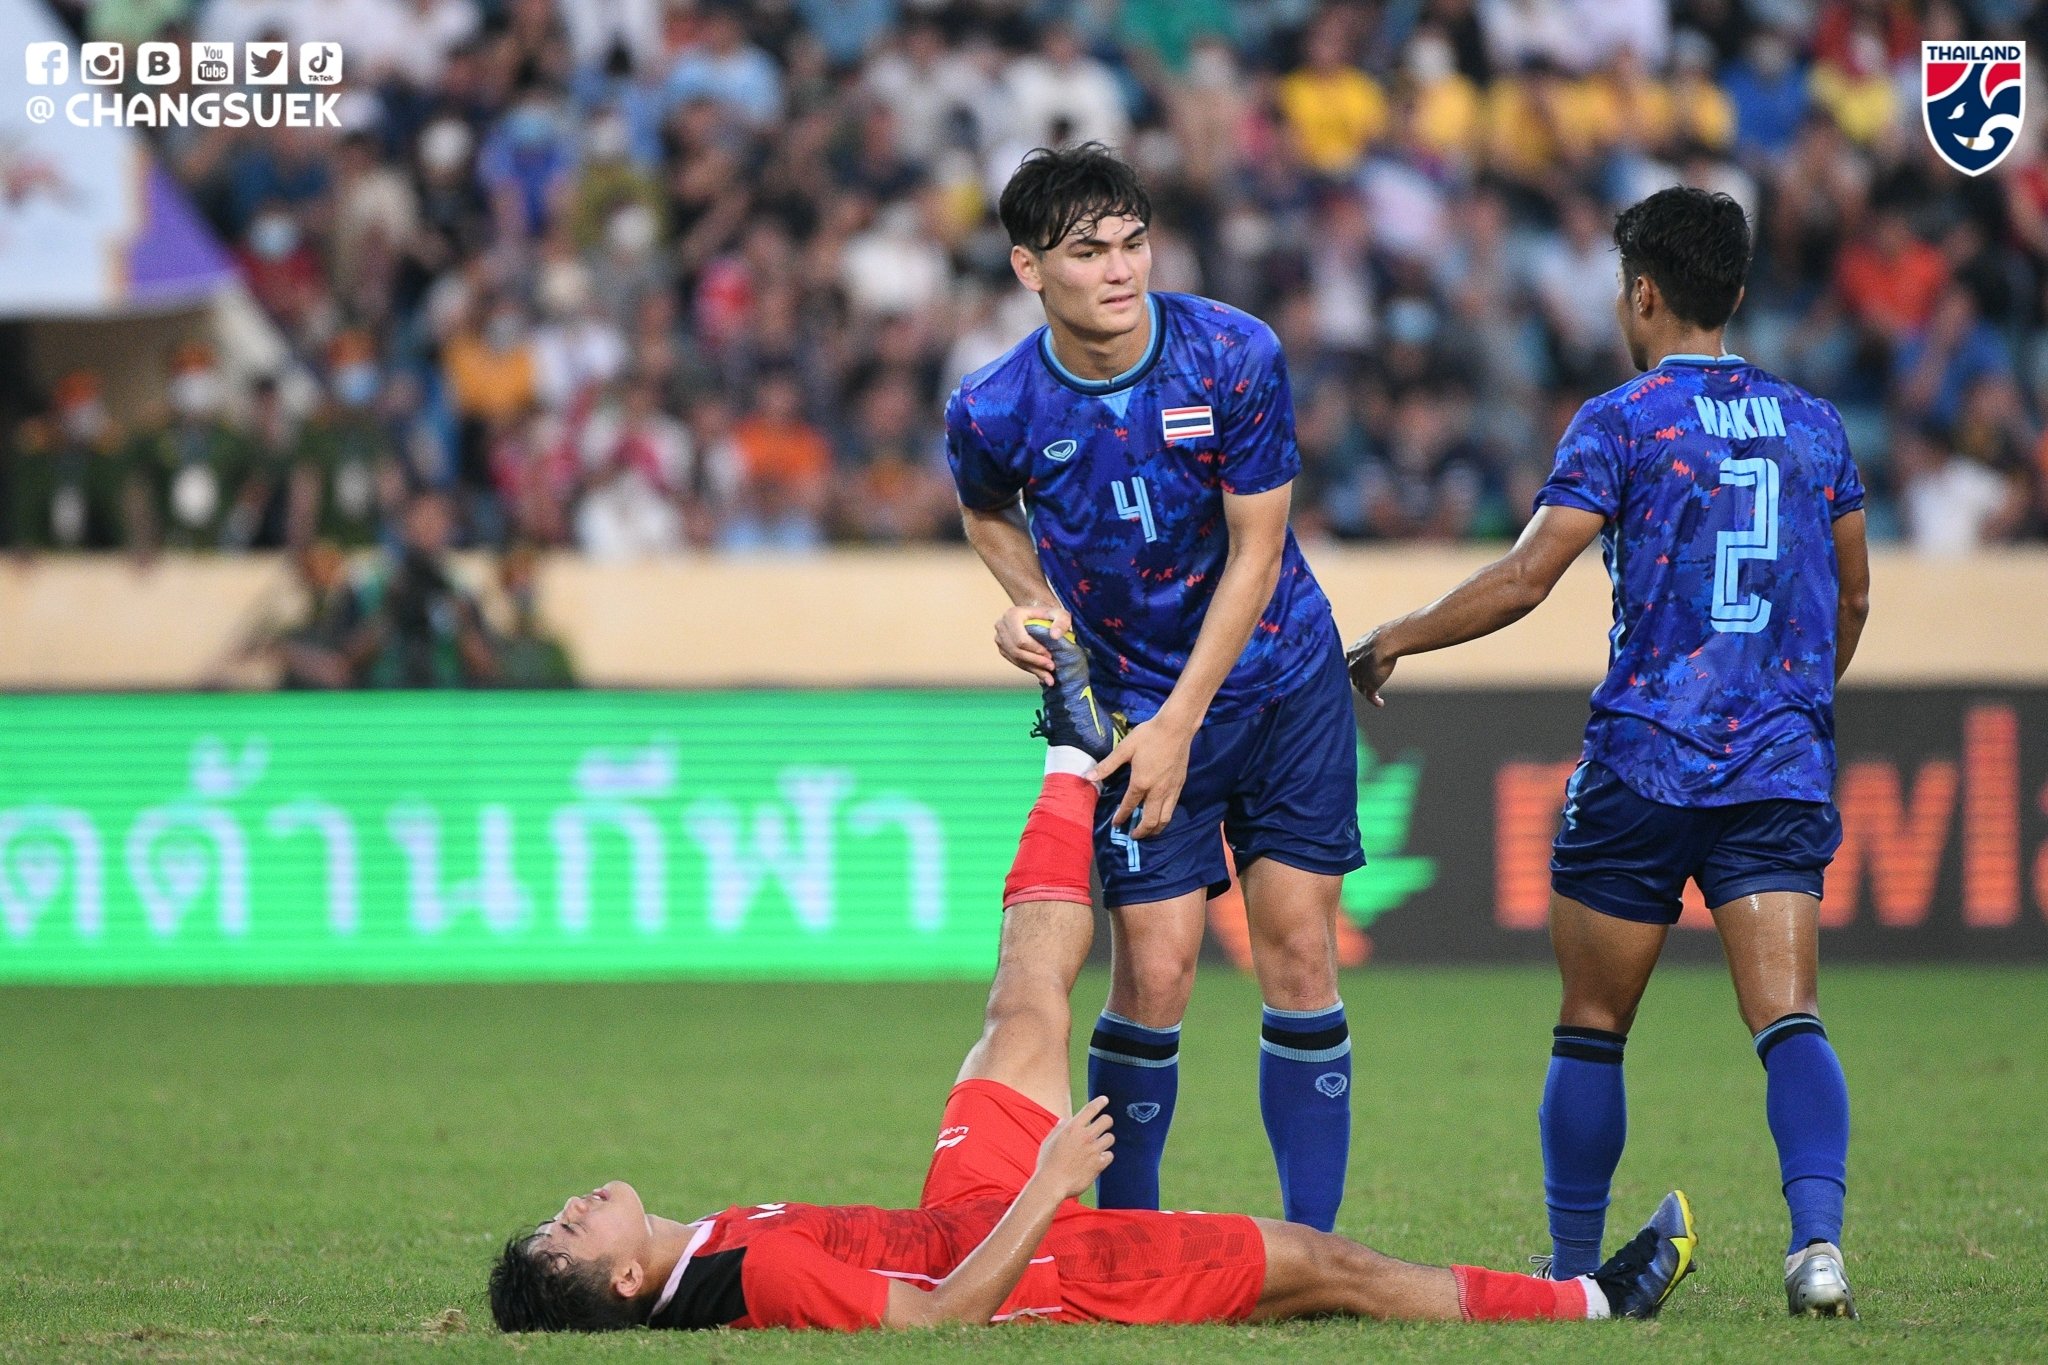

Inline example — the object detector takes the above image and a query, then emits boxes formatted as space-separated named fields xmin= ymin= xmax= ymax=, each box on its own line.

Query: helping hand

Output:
xmin=1345 ymin=628 xmax=1397 ymax=708
xmin=995 ymin=605 xmax=1072 ymax=687
xmin=1088 ymin=713 xmax=1194 ymax=839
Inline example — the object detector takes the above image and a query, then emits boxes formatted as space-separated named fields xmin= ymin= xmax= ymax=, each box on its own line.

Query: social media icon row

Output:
xmin=25 ymin=40 xmax=342 ymax=87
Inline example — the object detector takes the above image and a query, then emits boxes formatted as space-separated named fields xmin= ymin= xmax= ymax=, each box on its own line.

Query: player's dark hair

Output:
xmin=998 ymin=142 xmax=1152 ymax=252
xmin=1612 ymin=186 xmax=1751 ymax=330
xmin=488 ymin=1229 xmax=640 ymax=1333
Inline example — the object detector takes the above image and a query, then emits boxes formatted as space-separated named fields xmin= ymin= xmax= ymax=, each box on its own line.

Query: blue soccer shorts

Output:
xmin=1549 ymin=761 xmax=1843 ymax=926
xmin=1094 ymin=639 xmax=1366 ymax=907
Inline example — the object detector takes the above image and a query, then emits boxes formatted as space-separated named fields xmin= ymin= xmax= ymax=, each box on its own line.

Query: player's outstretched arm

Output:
xmin=1831 ymin=510 xmax=1870 ymax=683
xmin=882 ymin=1098 xmax=1115 ymax=1328
xmin=1347 ymin=505 xmax=1605 ymax=705
xmin=960 ymin=500 xmax=1069 ymax=685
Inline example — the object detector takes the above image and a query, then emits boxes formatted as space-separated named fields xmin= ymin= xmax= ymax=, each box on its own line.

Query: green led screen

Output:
xmin=0 ymin=692 xmax=1051 ymax=983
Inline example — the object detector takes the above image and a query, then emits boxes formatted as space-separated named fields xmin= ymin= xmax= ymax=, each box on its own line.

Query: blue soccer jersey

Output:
xmin=1536 ymin=354 xmax=1866 ymax=807
xmin=946 ymin=292 xmax=1337 ymax=723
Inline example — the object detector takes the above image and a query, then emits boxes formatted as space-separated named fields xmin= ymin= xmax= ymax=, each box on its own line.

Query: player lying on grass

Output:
xmin=487 ymin=725 xmax=1699 ymax=1333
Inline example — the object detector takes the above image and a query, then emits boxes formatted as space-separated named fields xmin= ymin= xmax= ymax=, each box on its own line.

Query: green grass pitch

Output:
xmin=5 ymin=966 xmax=2045 ymax=1363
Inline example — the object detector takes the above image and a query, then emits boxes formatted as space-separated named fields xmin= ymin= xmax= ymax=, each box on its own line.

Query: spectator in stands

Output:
xmin=478 ymin=95 xmax=580 ymax=243
xmin=665 ymin=4 xmax=784 ymax=128
xmin=831 ymin=373 xmax=953 ymax=544
xmin=126 ymin=344 xmax=249 ymax=552
xmin=1722 ymin=29 xmax=1810 ymax=161
xmin=24 ymin=0 xmax=2048 ymax=563
xmin=1895 ymin=423 xmax=2030 ymax=556
xmin=493 ymin=542 xmax=576 ymax=688
xmin=1808 ymin=22 xmax=1897 ymax=147
xmin=6 ymin=371 xmax=145 ymax=555
xmin=1895 ymin=287 xmax=2015 ymax=433
xmin=268 ymin=540 xmax=363 ymax=690
xmin=573 ymin=376 xmax=690 ymax=560
xmin=1280 ymin=9 xmax=1388 ymax=178
xmin=220 ymin=376 xmax=307 ymax=551
xmin=734 ymin=368 xmax=831 ymax=522
xmin=303 ymin=332 xmax=398 ymax=549
xmin=350 ymin=490 xmax=498 ymax=687
xmin=1002 ymin=23 xmax=1130 ymax=153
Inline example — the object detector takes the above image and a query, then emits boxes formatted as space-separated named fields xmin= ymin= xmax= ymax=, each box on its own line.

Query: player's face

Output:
xmin=1018 ymin=214 xmax=1151 ymax=339
xmin=532 ymin=1179 xmax=651 ymax=1273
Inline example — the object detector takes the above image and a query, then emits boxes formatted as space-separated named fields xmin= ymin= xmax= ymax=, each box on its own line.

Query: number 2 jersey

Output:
xmin=945 ymin=292 xmax=1340 ymax=724
xmin=1535 ymin=355 xmax=1866 ymax=808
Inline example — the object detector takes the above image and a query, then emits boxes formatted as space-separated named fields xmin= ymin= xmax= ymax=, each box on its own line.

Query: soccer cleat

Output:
xmin=1592 ymin=1190 xmax=1697 ymax=1319
xmin=1784 ymin=1241 xmax=1857 ymax=1319
xmin=1527 ymin=1253 xmax=1557 ymax=1280
xmin=1024 ymin=617 xmax=1115 ymax=760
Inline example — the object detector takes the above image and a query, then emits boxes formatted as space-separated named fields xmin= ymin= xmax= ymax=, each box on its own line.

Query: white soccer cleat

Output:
xmin=1784 ymin=1241 xmax=1857 ymax=1318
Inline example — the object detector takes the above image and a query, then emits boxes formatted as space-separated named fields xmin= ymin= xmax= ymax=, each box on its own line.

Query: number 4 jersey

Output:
xmin=1536 ymin=355 xmax=1866 ymax=807
xmin=945 ymin=292 xmax=1339 ymax=724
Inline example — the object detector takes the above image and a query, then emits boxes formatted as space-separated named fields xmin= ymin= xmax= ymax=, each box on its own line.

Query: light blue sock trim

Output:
xmin=1259 ymin=1037 xmax=1354 ymax=1064
xmin=1100 ymin=1009 xmax=1181 ymax=1035
xmin=1261 ymin=1001 xmax=1345 ymax=1021
xmin=1088 ymin=1046 xmax=1178 ymax=1068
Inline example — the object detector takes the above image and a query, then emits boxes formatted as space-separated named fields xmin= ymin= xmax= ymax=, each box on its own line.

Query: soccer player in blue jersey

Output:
xmin=1347 ymin=187 xmax=1870 ymax=1317
xmin=944 ymin=144 xmax=1365 ymax=1231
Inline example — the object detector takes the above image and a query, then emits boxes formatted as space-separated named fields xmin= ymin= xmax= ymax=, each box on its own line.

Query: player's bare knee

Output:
xmin=1736 ymin=991 xmax=1819 ymax=1036
xmin=1558 ymin=992 xmax=1638 ymax=1037
xmin=1250 ymin=925 xmax=1338 ymax=1012
xmin=1108 ymin=953 xmax=1197 ymax=1027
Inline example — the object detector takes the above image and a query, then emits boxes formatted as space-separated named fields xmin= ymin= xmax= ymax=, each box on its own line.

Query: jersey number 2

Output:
xmin=1711 ymin=456 xmax=1779 ymax=634
xmin=1112 ymin=477 xmax=1158 ymax=542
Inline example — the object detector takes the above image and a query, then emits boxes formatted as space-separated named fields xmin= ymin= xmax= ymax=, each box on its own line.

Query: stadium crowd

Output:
xmin=10 ymin=0 xmax=2048 ymax=580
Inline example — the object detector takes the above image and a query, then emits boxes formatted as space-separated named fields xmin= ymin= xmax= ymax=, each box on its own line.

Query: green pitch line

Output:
xmin=2 ymin=967 xmax=2044 ymax=1363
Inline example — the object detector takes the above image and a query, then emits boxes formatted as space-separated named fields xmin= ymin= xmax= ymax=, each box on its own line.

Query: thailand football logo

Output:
xmin=1922 ymin=41 xmax=2025 ymax=177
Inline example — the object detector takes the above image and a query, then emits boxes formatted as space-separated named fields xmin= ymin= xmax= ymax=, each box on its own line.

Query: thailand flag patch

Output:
xmin=1161 ymin=405 xmax=1214 ymax=444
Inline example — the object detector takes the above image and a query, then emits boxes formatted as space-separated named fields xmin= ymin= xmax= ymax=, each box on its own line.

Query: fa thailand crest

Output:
xmin=1922 ymin=41 xmax=2025 ymax=177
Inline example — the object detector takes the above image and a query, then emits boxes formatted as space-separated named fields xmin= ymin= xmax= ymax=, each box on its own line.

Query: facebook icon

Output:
xmin=25 ymin=41 xmax=67 ymax=85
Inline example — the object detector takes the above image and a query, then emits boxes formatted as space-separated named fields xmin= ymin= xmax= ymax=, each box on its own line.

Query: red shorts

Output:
xmin=920 ymin=1079 xmax=1267 ymax=1325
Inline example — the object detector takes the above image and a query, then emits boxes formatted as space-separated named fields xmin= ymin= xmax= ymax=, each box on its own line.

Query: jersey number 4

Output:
xmin=1711 ymin=456 xmax=1779 ymax=634
xmin=1112 ymin=477 xmax=1158 ymax=543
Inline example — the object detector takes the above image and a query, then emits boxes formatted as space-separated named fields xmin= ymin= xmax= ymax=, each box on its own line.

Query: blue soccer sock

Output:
xmin=1755 ymin=1013 xmax=1849 ymax=1256
xmin=1258 ymin=1001 xmax=1352 ymax=1232
xmin=1087 ymin=1011 xmax=1180 ymax=1209
xmin=1540 ymin=1026 xmax=1628 ymax=1279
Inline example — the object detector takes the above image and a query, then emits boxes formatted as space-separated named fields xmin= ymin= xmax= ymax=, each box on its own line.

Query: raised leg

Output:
xmin=955 ymin=772 xmax=1100 ymax=1118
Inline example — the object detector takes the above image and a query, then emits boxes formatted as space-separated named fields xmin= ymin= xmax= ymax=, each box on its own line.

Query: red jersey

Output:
xmin=644 ymin=1081 xmax=1267 ymax=1332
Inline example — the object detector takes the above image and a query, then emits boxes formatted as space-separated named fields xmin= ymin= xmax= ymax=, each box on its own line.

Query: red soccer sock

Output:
xmin=1001 ymin=773 xmax=1098 ymax=909
xmin=1451 ymin=1265 xmax=1594 ymax=1321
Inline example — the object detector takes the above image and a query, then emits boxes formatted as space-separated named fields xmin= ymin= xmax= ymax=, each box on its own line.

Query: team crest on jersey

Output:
xmin=1160 ymin=405 xmax=1214 ymax=444
xmin=1922 ymin=42 xmax=2025 ymax=177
